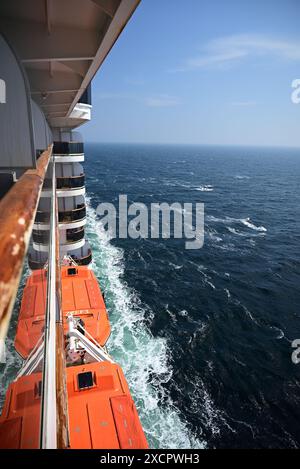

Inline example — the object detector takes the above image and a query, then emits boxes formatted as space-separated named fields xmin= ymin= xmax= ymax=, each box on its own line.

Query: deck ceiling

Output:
xmin=0 ymin=0 xmax=140 ymax=128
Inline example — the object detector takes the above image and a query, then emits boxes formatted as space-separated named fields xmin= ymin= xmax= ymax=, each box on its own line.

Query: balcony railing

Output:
xmin=32 ymin=230 xmax=49 ymax=245
xmin=36 ymin=204 xmax=86 ymax=224
xmin=53 ymin=142 xmax=84 ymax=155
xmin=43 ymin=174 xmax=85 ymax=190
xmin=58 ymin=205 xmax=86 ymax=223
xmin=66 ymin=227 xmax=85 ymax=243
xmin=32 ymin=227 xmax=84 ymax=245
xmin=28 ymin=255 xmax=45 ymax=270
xmin=35 ymin=211 xmax=50 ymax=223
xmin=57 ymin=175 xmax=85 ymax=190
xmin=29 ymin=249 xmax=92 ymax=269
xmin=71 ymin=249 xmax=92 ymax=266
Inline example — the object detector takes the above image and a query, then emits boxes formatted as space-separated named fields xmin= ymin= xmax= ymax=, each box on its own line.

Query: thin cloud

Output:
xmin=97 ymin=92 xmax=133 ymax=100
xmin=125 ymin=77 xmax=145 ymax=86
xmin=231 ymin=101 xmax=256 ymax=107
xmin=174 ymin=34 xmax=300 ymax=71
xmin=96 ymin=92 xmax=180 ymax=108
xmin=145 ymin=95 xmax=180 ymax=107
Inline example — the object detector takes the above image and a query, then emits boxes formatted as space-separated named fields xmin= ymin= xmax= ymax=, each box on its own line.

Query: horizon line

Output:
xmin=83 ymin=141 xmax=300 ymax=150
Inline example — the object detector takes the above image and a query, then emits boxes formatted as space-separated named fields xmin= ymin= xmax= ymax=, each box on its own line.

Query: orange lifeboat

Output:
xmin=15 ymin=266 xmax=111 ymax=358
xmin=0 ymin=264 xmax=148 ymax=449
xmin=0 ymin=361 xmax=148 ymax=449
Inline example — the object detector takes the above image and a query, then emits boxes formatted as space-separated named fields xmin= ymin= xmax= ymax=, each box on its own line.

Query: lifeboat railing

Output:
xmin=61 ymin=255 xmax=78 ymax=266
xmin=66 ymin=314 xmax=114 ymax=364
xmin=16 ymin=334 xmax=44 ymax=378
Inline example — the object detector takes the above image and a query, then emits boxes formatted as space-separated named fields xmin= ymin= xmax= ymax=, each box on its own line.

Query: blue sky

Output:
xmin=81 ymin=0 xmax=300 ymax=147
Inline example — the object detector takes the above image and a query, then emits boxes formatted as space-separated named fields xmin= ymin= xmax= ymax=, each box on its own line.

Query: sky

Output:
xmin=81 ymin=0 xmax=300 ymax=147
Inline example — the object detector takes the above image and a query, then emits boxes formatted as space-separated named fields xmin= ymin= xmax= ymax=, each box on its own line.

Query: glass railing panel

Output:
xmin=53 ymin=142 xmax=84 ymax=155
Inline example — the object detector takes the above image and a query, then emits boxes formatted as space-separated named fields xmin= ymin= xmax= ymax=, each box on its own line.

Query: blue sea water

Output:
xmin=1 ymin=143 xmax=300 ymax=449
xmin=85 ymin=143 xmax=300 ymax=449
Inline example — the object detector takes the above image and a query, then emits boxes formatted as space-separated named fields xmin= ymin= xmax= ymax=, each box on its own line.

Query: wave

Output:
xmin=235 ymin=175 xmax=250 ymax=180
xmin=178 ymin=310 xmax=188 ymax=317
xmin=166 ymin=305 xmax=178 ymax=324
xmin=188 ymin=376 xmax=235 ymax=437
xmin=85 ymin=202 xmax=204 ymax=449
xmin=214 ymin=243 xmax=236 ymax=252
xmin=195 ymin=185 xmax=214 ymax=192
xmin=248 ymin=239 xmax=256 ymax=247
xmin=227 ymin=227 xmax=246 ymax=236
xmin=207 ymin=215 xmax=233 ymax=223
xmin=207 ymin=215 xmax=267 ymax=233
xmin=0 ymin=337 xmax=23 ymax=409
xmin=163 ymin=180 xmax=214 ymax=193
xmin=207 ymin=232 xmax=222 ymax=243
xmin=206 ymin=227 xmax=222 ymax=243
xmin=225 ymin=290 xmax=260 ymax=327
xmin=227 ymin=228 xmax=258 ymax=240
xmin=169 ymin=262 xmax=183 ymax=270
xmin=193 ymin=263 xmax=216 ymax=290
xmin=0 ymin=263 xmax=29 ymax=411
xmin=269 ymin=326 xmax=285 ymax=340
xmin=241 ymin=218 xmax=267 ymax=232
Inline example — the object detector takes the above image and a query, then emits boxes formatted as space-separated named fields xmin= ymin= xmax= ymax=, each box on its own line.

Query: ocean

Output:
xmin=1 ymin=143 xmax=300 ymax=448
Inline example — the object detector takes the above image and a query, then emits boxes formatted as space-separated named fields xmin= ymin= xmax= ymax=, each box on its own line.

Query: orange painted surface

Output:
xmin=2 ymin=265 xmax=148 ymax=449
xmin=15 ymin=266 xmax=110 ymax=358
xmin=0 ymin=373 xmax=41 ymax=449
xmin=0 ymin=362 xmax=148 ymax=449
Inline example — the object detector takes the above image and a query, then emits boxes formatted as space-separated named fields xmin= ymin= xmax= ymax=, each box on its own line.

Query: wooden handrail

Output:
xmin=0 ymin=145 xmax=52 ymax=350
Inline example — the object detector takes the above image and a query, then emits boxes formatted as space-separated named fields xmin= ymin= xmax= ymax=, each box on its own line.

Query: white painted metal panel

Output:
xmin=31 ymin=100 xmax=49 ymax=152
xmin=0 ymin=34 xmax=35 ymax=170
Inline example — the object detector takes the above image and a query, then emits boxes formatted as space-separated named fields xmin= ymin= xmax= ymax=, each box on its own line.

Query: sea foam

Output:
xmin=86 ymin=201 xmax=205 ymax=449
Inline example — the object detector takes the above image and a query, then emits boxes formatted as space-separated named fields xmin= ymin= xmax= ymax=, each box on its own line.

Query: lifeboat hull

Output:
xmin=15 ymin=266 xmax=111 ymax=358
xmin=0 ymin=361 xmax=148 ymax=449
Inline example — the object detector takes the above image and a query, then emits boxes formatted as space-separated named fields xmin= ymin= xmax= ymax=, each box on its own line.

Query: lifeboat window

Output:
xmin=77 ymin=371 xmax=94 ymax=390
xmin=67 ymin=267 xmax=78 ymax=276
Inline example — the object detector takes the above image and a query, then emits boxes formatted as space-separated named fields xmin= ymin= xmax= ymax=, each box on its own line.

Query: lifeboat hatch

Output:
xmin=67 ymin=267 xmax=78 ymax=276
xmin=77 ymin=371 xmax=94 ymax=390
